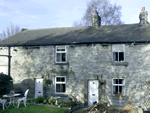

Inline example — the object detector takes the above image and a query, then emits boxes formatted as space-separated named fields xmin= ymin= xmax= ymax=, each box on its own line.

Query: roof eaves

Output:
xmin=0 ymin=41 xmax=149 ymax=47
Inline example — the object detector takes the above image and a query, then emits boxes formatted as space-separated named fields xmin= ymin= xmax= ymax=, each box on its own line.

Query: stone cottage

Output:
xmin=0 ymin=7 xmax=150 ymax=109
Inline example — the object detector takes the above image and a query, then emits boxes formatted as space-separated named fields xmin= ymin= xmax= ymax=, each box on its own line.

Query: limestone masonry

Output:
xmin=0 ymin=43 xmax=150 ymax=108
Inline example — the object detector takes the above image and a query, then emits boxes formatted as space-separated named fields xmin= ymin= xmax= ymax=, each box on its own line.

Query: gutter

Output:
xmin=8 ymin=46 xmax=11 ymax=76
xmin=0 ymin=41 xmax=149 ymax=47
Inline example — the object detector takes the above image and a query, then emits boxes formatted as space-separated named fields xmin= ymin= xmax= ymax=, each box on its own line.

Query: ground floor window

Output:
xmin=112 ymin=79 xmax=125 ymax=96
xmin=55 ymin=76 xmax=66 ymax=94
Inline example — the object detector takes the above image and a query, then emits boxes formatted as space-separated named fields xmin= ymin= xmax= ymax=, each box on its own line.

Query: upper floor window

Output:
xmin=112 ymin=44 xmax=125 ymax=62
xmin=55 ymin=46 xmax=67 ymax=63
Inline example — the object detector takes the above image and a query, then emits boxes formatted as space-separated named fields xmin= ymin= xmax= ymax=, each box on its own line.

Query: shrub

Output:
xmin=48 ymin=96 xmax=54 ymax=105
xmin=43 ymin=99 xmax=48 ymax=104
xmin=31 ymin=99 xmax=37 ymax=103
xmin=43 ymin=78 xmax=52 ymax=86
xmin=58 ymin=101 xmax=77 ymax=107
xmin=0 ymin=73 xmax=13 ymax=96
xmin=27 ymin=100 xmax=31 ymax=103
xmin=36 ymin=96 xmax=44 ymax=103
xmin=27 ymin=99 xmax=37 ymax=103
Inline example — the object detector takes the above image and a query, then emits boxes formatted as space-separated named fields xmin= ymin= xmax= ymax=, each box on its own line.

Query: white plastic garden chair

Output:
xmin=17 ymin=89 xmax=29 ymax=108
xmin=0 ymin=98 xmax=7 ymax=110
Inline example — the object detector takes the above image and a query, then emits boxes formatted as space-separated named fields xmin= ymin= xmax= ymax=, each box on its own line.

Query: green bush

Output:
xmin=48 ymin=96 xmax=54 ymax=105
xmin=43 ymin=78 xmax=52 ymax=86
xmin=27 ymin=99 xmax=37 ymax=103
xmin=48 ymin=99 xmax=53 ymax=105
xmin=58 ymin=101 xmax=77 ymax=107
xmin=27 ymin=100 xmax=31 ymax=103
xmin=0 ymin=73 xmax=13 ymax=96
xmin=31 ymin=99 xmax=37 ymax=103
xmin=43 ymin=99 xmax=48 ymax=104
xmin=35 ymin=96 xmax=45 ymax=103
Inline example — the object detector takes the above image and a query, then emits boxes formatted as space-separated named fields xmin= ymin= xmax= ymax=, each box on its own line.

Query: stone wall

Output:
xmin=0 ymin=43 xmax=150 ymax=108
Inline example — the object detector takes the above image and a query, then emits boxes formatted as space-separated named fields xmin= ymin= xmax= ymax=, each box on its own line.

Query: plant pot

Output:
xmin=124 ymin=105 xmax=133 ymax=109
xmin=103 ymin=102 xmax=108 ymax=106
xmin=115 ymin=94 xmax=122 ymax=97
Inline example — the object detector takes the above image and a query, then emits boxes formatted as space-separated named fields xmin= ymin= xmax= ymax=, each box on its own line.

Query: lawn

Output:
xmin=0 ymin=103 xmax=68 ymax=113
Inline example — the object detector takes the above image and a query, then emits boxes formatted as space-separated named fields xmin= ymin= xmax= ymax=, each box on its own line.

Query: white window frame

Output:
xmin=112 ymin=44 xmax=125 ymax=62
xmin=55 ymin=46 xmax=67 ymax=63
xmin=112 ymin=78 xmax=125 ymax=96
xmin=55 ymin=76 xmax=66 ymax=94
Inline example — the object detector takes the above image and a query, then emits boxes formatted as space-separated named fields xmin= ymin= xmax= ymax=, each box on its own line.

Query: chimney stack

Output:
xmin=139 ymin=7 xmax=149 ymax=25
xmin=92 ymin=10 xmax=101 ymax=28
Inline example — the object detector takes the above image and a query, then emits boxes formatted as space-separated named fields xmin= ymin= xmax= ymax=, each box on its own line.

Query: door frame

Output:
xmin=88 ymin=79 xmax=99 ymax=106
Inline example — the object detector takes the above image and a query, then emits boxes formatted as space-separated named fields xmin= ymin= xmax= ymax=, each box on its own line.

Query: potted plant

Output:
xmin=124 ymin=100 xmax=133 ymax=109
xmin=114 ymin=92 xmax=122 ymax=97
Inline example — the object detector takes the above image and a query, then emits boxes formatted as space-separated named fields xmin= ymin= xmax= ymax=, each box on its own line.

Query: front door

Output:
xmin=88 ymin=80 xmax=99 ymax=106
xmin=35 ymin=78 xmax=43 ymax=98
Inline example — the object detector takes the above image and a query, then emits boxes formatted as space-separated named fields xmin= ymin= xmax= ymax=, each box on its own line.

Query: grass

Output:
xmin=0 ymin=104 xmax=68 ymax=113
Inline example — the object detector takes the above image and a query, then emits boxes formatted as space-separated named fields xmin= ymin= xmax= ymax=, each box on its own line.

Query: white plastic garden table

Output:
xmin=3 ymin=93 xmax=20 ymax=108
xmin=53 ymin=97 xmax=61 ymax=105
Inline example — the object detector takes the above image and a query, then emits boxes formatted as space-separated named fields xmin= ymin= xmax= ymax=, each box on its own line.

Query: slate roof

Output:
xmin=0 ymin=23 xmax=150 ymax=47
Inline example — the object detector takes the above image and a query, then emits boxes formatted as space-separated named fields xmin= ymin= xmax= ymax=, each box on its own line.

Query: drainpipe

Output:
xmin=8 ymin=46 xmax=11 ymax=76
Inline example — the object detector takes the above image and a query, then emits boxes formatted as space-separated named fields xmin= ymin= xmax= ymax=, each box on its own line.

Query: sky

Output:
xmin=0 ymin=0 xmax=150 ymax=34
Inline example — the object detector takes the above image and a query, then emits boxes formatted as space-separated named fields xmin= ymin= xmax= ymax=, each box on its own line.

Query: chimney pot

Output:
xmin=94 ymin=10 xmax=97 ymax=14
xmin=142 ymin=7 xmax=145 ymax=11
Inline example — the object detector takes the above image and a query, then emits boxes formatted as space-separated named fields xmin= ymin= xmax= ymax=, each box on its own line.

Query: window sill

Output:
xmin=111 ymin=62 xmax=128 ymax=66
xmin=53 ymin=94 xmax=68 ymax=97
xmin=55 ymin=62 xmax=69 ymax=65
xmin=110 ymin=95 xmax=128 ymax=100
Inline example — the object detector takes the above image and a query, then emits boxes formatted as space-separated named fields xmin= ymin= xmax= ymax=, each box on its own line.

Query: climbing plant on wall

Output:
xmin=0 ymin=73 xmax=13 ymax=97
xmin=143 ymin=80 xmax=150 ymax=110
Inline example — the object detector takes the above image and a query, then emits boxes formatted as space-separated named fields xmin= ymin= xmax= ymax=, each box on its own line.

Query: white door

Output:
xmin=88 ymin=80 xmax=99 ymax=106
xmin=35 ymin=78 xmax=43 ymax=98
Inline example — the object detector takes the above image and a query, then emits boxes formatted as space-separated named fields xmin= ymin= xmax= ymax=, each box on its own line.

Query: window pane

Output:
xmin=57 ymin=47 xmax=65 ymax=51
xmin=62 ymin=53 xmax=66 ymax=62
xmin=56 ymin=84 xmax=65 ymax=93
xmin=113 ymin=52 xmax=118 ymax=61
xmin=61 ymin=77 xmax=65 ymax=82
xmin=57 ymin=49 xmax=65 ymax=51
xmin=61 ymin=84 xmax=66 ymax=92
xmin=57 ymin=53 xmax=60 ymax=62
xmin=56 ymin=77 xmax=60 ymax=82
xmin=114 ymin=86 xmax=118 ymax=94
xmin=119 ymin=86 xmax=122 ymax=94
xmin=114 ymin=79 xmax=118 ymax=84
xmin=119 ymin=79 xmax=123 ymax=84
xmin=56 ymin=84 xmax=61 ymax=92
xmin=119 ymin=52 xmax=124 ymax=61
